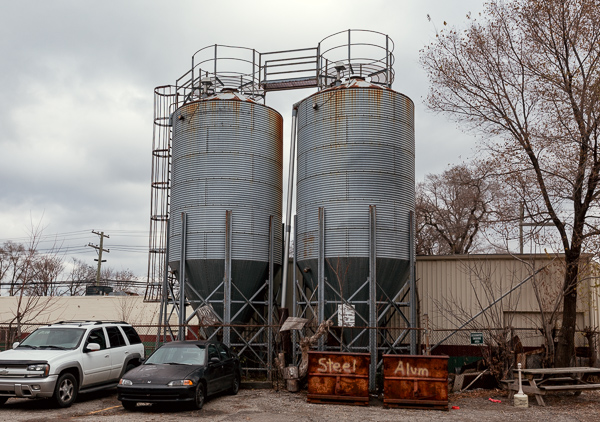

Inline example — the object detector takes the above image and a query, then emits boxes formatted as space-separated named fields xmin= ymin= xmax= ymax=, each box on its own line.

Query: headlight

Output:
xmin=27 ymin=364 xmax=49 ymax=376
xmin=119 ymin=379 xmax=133 ymax=386
xmin=167 ymin=380 xmax=193 ymax=386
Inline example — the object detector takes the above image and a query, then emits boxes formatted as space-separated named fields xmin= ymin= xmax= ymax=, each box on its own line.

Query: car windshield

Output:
xmin=145 ymin=345 xmax=206 ymax=366
xmin=19 ymin=328 xmax=85 ymax=350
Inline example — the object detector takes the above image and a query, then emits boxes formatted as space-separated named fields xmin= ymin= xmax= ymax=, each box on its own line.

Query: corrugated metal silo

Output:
xmin=296 ymin=77 xmax=415 ymax=330
xmin=169 ymin=89 xmax=283 ymax=322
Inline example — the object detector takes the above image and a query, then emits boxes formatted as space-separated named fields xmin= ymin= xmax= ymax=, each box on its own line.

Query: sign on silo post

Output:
xmin=337 ymin=304 xmax=355 ymax=327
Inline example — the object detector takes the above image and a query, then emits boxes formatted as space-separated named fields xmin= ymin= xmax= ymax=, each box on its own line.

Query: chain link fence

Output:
xmin=1 ymin=323 xmax=597 ymax=375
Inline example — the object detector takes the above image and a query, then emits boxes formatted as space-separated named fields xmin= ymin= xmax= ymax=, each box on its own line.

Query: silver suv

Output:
xmin=0 ymin=320 xmax=145 ymax=407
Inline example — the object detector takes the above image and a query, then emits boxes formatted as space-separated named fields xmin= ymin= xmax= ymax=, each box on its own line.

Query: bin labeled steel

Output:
xmin=383 ymin=354 xmax=449 ymax=410
xmin=307 ymin=351 xmax=370 ymax=406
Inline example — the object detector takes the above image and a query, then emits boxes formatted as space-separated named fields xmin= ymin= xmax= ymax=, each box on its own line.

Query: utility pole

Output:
xmin=88 ymin=230 xmax=110 ymax=286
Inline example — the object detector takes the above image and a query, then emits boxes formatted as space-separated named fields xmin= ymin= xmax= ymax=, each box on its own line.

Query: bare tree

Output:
xmin=416 ymin=163 xmax=496 ymax=255
xmin=28 ymin=254 xmax=65 ymax=296
xmin=100 ymin=267 xmax=140 ymax=294
xmin=0 ymin=241 xmax=28 ymax=296
xmin=421 ymin=0 xmax=600 ymax=366
xmin=65 ymin=258 xmax=95 ymax=296
xmin=4 ymin=221 xmax=61 ymax=342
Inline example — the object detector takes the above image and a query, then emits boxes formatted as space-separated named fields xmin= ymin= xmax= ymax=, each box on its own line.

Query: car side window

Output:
xmin=217 ymin=343 xmax=230 ymax=360
xmin=106 ymin=326 xmax=127 ymax=348
xmin=120 ymin=326 xmax=142 ymax=344
xmin=208 ymin=345 xmax=220 ymax=362
xmin=86 ymin=328 xmax=107 ymax=350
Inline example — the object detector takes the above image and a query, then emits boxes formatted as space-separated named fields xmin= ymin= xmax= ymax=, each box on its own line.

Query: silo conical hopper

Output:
xmin=169 ymin=89 xmax=283 ymax=326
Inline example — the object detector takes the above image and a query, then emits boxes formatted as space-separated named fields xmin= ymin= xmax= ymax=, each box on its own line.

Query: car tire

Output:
xmin=230 ymin=375 xmax=240 ymax=395
xmin=193 ymin=383 xmax=205 ymax=410
xmin=122 ymin=400 xmax=137 ymax=410
xmin=53 ymin=373 xmax=78 ymax=408
xmin=0 ymin=397 xmax=8 ymax=405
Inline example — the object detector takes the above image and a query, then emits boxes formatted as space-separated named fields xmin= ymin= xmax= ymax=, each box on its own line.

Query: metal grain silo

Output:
xmin=296 ymin=77 xmax=414 ymax=335
xmin=168 ymin=89 xmax=283 ymax=323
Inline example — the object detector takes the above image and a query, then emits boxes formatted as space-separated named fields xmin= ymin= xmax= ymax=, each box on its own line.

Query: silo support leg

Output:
xmin=179 ymin=212 xmax=187 ymax=341
xmin=318 ymin=207 xmax=325 ymax=351
xmin=368 ymin=205 xmax=377 ymax=393
xmin=292 ymin=215 xmax=298 ymax=364
xmin=268 ymin=215 xmax=274 ymax=380
xmin=224 ymin=210 xmax=233 ymax=346
xmin=409 ymin=211 xmax=417 ymax=355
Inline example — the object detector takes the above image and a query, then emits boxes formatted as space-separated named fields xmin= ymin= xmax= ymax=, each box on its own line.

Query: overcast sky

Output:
xmin=0 ymin=0 xmax=487 ymax=280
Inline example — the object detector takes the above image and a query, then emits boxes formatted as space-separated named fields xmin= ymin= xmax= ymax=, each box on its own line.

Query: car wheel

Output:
xmin=230 ymin=375 xmax=240 ymax=395
xmin=0 ymin=397 xmax=8 ymax=405
xmin=193 ymin=383 xmax=205 ymax=410
xmin=53 ymin=373 xmax=78 ymax=408
xmin=122 ymin=400 xmax=137 ymax=410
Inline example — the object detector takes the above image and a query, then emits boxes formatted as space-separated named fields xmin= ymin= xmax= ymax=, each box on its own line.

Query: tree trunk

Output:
xmin=555 ymin=257 xmax=579 ymax=367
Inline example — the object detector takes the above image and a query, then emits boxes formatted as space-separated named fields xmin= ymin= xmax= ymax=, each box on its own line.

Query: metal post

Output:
xmin=292 ymin=214 xmax=298 ymax=363
xmin=213 ymin=44 xmax=218 ymax=84
xmin=368 ymin=205 xmax=377 ymax=391
xmin=409 ymin=211 xmax=417 ymax=354
xmin=179 ymin=213 xmax=187 ymax=341
xmin=281 ymin=106 xmax=298 ymax=308
xmin=268 ymin=216 xmax=274 ymax=380
xmin=316 ymin=43 xmax=321 ymax=89
xmin=347 ymin=29 xmax=351 ymax=69
xmin=158 ymin=218 xmax=171 ymax=345
xmin=318 ymin=207 xmax=325 ymax=351
xmin=252 ymin=49 xmax=256 ymax=98
xmin=519 ymin=202 xmax=524 ymax=254
xmin=386 ymin=35 xmax=390 ymax=88
xmin=224 ymin=210 xmax=233 ymax=346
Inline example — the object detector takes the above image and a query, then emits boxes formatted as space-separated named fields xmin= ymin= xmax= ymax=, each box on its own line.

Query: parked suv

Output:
xmin=0 ymin=320 xmax=145 ymax=407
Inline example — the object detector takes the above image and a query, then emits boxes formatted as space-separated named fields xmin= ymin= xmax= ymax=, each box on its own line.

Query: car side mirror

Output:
xmin=210 ymin=356 xmax=220 ymax=364
xmin=12 ymin=342 xmax=20 ymax=349
xmin=86 ymin=342 xmax=101 ymax=352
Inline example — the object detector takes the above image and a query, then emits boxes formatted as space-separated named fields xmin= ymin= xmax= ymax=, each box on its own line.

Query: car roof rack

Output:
xmin=51 ymin=320 xmax=130 ymax=326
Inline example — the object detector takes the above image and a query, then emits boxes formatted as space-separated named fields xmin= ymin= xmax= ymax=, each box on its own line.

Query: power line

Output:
xmin=0 ymin=230 xmax=148 ymax=243
xmin=0 ymin=279 xmax=149 ymax=287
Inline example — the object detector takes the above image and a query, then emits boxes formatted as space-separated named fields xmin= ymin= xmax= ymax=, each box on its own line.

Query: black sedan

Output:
xmin=117 ymin=340 xmax=241 ymax=410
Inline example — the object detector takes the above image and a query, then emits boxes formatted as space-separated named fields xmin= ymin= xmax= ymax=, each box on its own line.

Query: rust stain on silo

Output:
xmin=303 ymin=233 xmax=315 ymax=259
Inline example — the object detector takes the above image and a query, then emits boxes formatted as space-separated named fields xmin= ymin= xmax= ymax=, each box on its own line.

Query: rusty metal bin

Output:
xmin=307 ymin=351 xmax=370 ymax=406
xmin=383 ymin=354 xmax=449 ymax=410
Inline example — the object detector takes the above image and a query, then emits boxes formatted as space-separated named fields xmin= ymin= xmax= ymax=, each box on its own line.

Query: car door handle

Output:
xmin=104 ymin=354 xmax=109 ymax=358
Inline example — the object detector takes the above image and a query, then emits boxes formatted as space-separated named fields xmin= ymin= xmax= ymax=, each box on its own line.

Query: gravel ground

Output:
xmin=1 ymin=387 xmax=599 ymax=421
